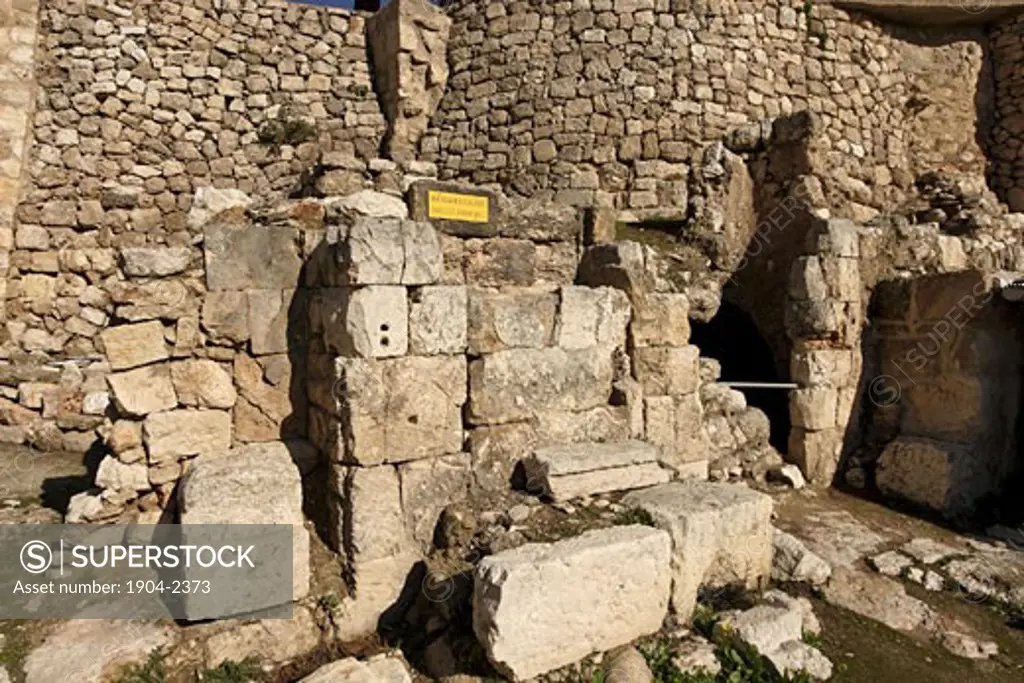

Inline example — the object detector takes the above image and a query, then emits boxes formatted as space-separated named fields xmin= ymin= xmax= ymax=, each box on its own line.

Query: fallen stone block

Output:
xmin=622 ymin=482 xmax=773 ymax=618
xmin=468 ymin=347 xmax=614 ymax=424
xmin=715 ymin=604 xmax=802 ymax=656
xmin=23 ymin=620 xmax=173 ymax=683
xmin=522 ymin=440 xmax=668 ymax=500
xmin=179 ymin=446 xmax=309 ymax=606
xmin=301 ymin=654 xmax=413 ymax=683
xmin=473 ymin=525 xmax=672 ymax=680
xmin=869 ymin=550 xmax=913 ymax=577
xmin=822 ymin=566 xmax=935 ymax=632
xmin=771 ymin=528 xmax=832 ymax=586
xmin=876 ymin=437 xmax=987 ymax=518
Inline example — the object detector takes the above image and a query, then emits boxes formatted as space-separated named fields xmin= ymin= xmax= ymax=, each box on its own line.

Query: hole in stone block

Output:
xmin=408 ymin=415 xmax=419 ymax=424
xmin=381 ymin=324 xmax=390 ymax=332
xmin=381 ymin=337 xmax=390 ymax=347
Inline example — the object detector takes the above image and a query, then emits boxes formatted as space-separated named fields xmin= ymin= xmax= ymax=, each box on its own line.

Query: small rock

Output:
xmin=603 ymin=646 xmax=653 ymax=683
xmin=939 ymin=631 xmax=999 ymax=660
xmin=769 ymin=464 xmax=806 ymax=489
xmin=507 ymin=504 xmax=531 ymax=524
xmin=769 ymin=641 xmax=833 ymax=681
xmin=771 ymin=528 xmax=832 ymax=586
xmin=672 ymin=636 xmax=720 ymax=676
xmin=187 ymin=186 xmax=251 ymax=229
xmin=900 ymin=537 xmax=961 ymax=564
xmin=868 ymin=550 xmax=913 ymax=577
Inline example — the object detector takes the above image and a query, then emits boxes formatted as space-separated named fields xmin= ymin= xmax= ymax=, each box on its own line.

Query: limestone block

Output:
xmin=771 ymin=529 xmax=832 ymax=586
xmin=556 ymin=286 xmax=631 ymax=349
xmin=107 ymin=364 xmax=177 ymax=417
xmin=577 ymin=242 xmax=652 ymax=305
xmin=633 ymin=346 xmax=700 ymax=397
xmin=232 ymin=354 xmax=303 ymax=443
xmin=467 ymin=288 xmax=557 ymax=354
xmin=205 ymin=221 xmax=303 ymax=291
xmin=473 ymin=526 xmax=672 ymax=680
xmin=631 ymin=293 xmax=690 ymax=347
xmin=188 ymin=186 xmax=252 ymax=230
xmin=328 ymin=190 xmax=409 ymax=220
xmin=301 ymin=656 xmax=413 ymax=683
xmin=323 ymin=286 xmax=408 ymax=359
xmin=95 ymin=456 xmax=149 ymax=493
xmin=201 ymin=291 xmax=250 ymax=344
xmin=622 ymin=482 xmax=773 ymax=619
xmin=408 ymin=285 xmax=467 ymax=355
xmin=143 ymin=409 xmax=232 ymax=464
xmin=170 ymin=359 xmax=236 ymax=409
xmin=645 ymin=395 xmax=675 ymax=455
xmin=463 ymin=238 xmax=537 ymax=287
xmin=715 ymin=605 xmax=802 ymax=656
xmin=337 ymin=463 xmax=414 ymax=563
xmin=821 ymin=257 xmax=861 ymax=303
xmin=337 ymin=218 xmax=403 ymax=284
xmin=875 ymin=437 xmax=985 ymax=518
xmin=398 ymin=452 xmax=471 ymax=549
xmin=788 ymin=257 xmax=827 ymax=301
xmin=807 ymin=218 xmax=859 ymax=258
xmin=100 ymin=321 xmax=168 ymax=370
xmin=522 ymin=440 xmax=668 ymax=500
xmin=468 ymin=423 xmax=538 ymax=493
xmin=534 ymin=406 xmax=630 ymax=444
xmin=498 ymin=196 xmax=581 ymax=242
xmin=336 ymin=219 xmax=442 ymax=285
xmin=248 ymin=289 xmax=293 ymax=356
xmin=120 ymin=247 xmax=192 ymax=277
xmin=790 ymin=348 xmax=853 ymax=387
xmin=335 ymin=355 xmax=466 ymax=464
xmin=179 ymin=444 xmax=308 ymax=603
xmin=231 ymin=440 xmax=320 ymax=477
xmin=468 ymin=347 xmax=615 ymax=424
xmin=789 ymin=387 xmax=837 ymax=430
xmin=788 ymin=428 xmax=843 ymax=486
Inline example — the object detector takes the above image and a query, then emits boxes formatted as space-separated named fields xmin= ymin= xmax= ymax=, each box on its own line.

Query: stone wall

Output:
xmin=0 ymin=0 xmax=39 ymax=328
xmin=423 ymin=0 xmax=995 ymax=217
xmin=991 ymin=10 xmax=1024 ymax=211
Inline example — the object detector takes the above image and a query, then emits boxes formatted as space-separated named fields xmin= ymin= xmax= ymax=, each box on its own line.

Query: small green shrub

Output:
xmin=112 ymin=650 xmax=165 ymax=683
xmin=197 ymin=658 xmax=261 ymax=682
xmin=613 ymin=507 xmax=656 ymax=527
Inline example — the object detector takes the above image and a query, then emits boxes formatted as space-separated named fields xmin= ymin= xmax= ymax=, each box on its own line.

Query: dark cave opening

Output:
xmin=690 ymin=300 xmax=791 ymax=453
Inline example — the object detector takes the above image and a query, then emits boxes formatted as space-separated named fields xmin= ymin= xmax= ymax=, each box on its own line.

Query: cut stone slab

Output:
xmin=522 ymin=440 xmax=669 ymax=500
xmin=869 ymin=550 xmax=914 ymax=577
xmin=23 ymin=620 xmax=173 ymax=683
xmin=900 ymin=537 xmax=961 ymax=565
xmin=120 ymin=247 xmax=192 ymax=277
xmin=771 ymin=528 xmax=832 ymax=586
xmin=621 ymin=482 xmax=773 ymax=619
xmin=100 ymin=321 xmax=168 ymax=370
xmin=468 ymin=347 xmax=614 ymax=424
xmin=822 ymin=566 xmax=935 ymax=632
xmin=335 ymin=218 xmax=442 ymax=285
xmin=143 ymin=409 xmax=232 ymax=463
xmin=322 ymin=286 xmax=409 ymax=358
xmin=179 ymin=446 xmax=309 ymax=605
xmin=473 ymin=525 xmax=672 ymax=680
xmin=107 ymin=364 xmax=177 ymax=416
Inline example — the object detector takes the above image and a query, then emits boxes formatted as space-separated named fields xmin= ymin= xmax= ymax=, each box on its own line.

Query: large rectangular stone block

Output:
xmin=522 ymin=440 xmax=669 ymax=500
xmin=473 ymin=526 xmax=672 ymax=680
xmin=100 ymin=321 xmax=168 ymax=370
xmin=320 ymin=286 xmax=409 ymax=359
xmin=409 ymin=285 xmax=467 ymax=355
xmin=631 ymin=293 xmax=690 ymax=347
xmin=468 ymin=423 xmax=539 ymax=493
xmin=335 ymin=355 xmax=466 ymax=465
xmin=622 ymin=482 xmax=773 ymax=619
xmin=467 ymin=287 xmax=557 ymax=354
xmin=398 ymin=453 xmax=471 ymax=550
xmin=468 ymin=347 xmax=614 ymax=424
xmin=556 ymin=286 xmax=631 ymax=349
xmin=633 ymin=345 xmax=700 ymax=396
xmin=875 ymin=436 xmax=991 ymax=518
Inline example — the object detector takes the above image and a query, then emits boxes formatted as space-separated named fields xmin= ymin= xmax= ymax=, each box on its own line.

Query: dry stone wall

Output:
xmin=424 ymin=0 xmax=995 ymax=217
xmin=992 ymin=10 xmax=1024 ymax=212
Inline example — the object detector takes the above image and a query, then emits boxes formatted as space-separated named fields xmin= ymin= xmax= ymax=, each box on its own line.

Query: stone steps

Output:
xmin=520 ymin=439 xmax=670 ymax=500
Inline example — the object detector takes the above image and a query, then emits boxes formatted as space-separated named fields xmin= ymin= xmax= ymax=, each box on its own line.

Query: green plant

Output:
xmin=197 ymin=658 xmax=261 ymax=682
xmin=113 ymin=650 xmax=166 ymax=683
xmin=257 ymin=107 xmax=317 ymax=150
xmin=800 ymin=630 xmax=822 ymax=648
xmin=317 ymin=592 xmax=341 ymax=612
xmin=692 ymin=604 xmax=718 ymax=638
xmin=613 ymin=507 xmax=656 ymax=527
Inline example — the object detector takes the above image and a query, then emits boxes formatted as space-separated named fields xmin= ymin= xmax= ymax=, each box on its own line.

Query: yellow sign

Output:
xmin=427 ymin=191 xmax=489 ymax=223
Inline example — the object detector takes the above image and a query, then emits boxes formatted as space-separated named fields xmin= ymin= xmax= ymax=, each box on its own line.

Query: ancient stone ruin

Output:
xmin=2 ymin=0 xmax=1024 ymax=681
